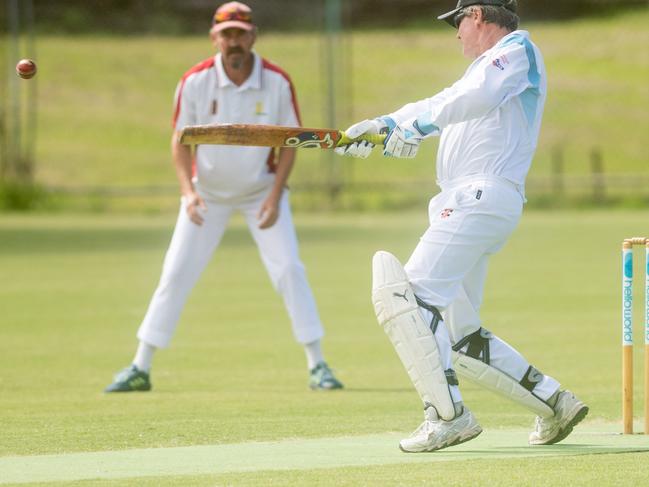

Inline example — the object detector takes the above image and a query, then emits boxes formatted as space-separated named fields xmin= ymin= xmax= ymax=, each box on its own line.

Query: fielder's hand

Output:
xmin=383 ymin=119 xmax=426 ymax=159
xmin=335 ymin=117 xmax=393 ymax=158
xmin=183 ymin=191 xmax=207 ymax=226
xmin=257 ymin=195 xmax=280 ymax=229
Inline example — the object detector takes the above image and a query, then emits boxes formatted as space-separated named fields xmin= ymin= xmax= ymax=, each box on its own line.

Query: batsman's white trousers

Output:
xmin=137 ymin=190 xmax=324 ymax=349
xmin=405 ymin=176 xmax=559 ymax=401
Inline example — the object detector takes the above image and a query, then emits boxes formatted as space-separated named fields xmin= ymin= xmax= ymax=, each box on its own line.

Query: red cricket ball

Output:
xmin=16 ymin=59 xmax=37 ymax=79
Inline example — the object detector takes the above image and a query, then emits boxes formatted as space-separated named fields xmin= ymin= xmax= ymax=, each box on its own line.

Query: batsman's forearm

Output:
xmin=172 ymin=132 xmax=195 ymax=196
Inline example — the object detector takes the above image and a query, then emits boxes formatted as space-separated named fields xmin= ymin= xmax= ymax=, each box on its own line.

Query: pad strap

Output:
xmin=445 ymin=368 xmax=459 ymax=386
xmin=452 ymin=327 xmax=492 ymax=364
xmin=415 ymin=295 xmax=442 ymax=333
xmin=519 ymin=365 xmax=544 ymax=392
xmin=413 ymin=296 xmax=457 ymax=388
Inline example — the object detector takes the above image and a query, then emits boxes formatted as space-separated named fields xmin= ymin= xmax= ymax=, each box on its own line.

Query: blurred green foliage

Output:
xmin=0 ymin=182 xmax=47 ymax=210
xmin=0 ymin=6 xmax=647 ymax=212
xmin=5 ymin=10 xmax=641 ymax=211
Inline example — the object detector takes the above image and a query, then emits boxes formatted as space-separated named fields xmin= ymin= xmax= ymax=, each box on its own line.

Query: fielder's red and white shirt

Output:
xmin=173 ymin=52 xmax=301 ymax=201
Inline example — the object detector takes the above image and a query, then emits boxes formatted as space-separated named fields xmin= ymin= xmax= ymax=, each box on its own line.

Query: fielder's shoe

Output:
xmin=104 ymin=364 xmax=151 ymax=393
xmin=528 ymin=390 xmax=589 ymax=445
xmin=399 ymin=406 xmax=482 ymax=453
xmin=309 ymin=362 xmax=343 ymax=390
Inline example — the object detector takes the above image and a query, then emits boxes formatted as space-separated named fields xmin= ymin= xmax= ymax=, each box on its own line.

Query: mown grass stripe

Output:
xmin=1 ymin=427 xmax=647 ymax=484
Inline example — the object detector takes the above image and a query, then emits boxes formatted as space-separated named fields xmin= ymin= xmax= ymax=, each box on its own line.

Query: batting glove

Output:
xmin=383 ymin=119 xmax=426 ymax=159
xmin=334 ymin=117 xmax=395 ymax=159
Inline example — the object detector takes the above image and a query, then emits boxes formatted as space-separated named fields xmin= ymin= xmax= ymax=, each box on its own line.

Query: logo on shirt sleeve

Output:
xmin=492 ymin=54 xmax=509 ymax=71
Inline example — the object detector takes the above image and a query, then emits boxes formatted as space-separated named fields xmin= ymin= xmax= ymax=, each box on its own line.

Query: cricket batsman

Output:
xmin=336 ymin=0 xmax=588 ymax=452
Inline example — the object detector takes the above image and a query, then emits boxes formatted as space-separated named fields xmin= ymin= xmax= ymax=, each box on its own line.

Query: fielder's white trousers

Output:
xmin=405 ymin=176 xmax=559 ymax=401
xmin=137 ymin=190 xmax=324 ymax=349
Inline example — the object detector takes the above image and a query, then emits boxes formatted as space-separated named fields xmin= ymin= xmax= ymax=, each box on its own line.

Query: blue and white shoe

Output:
xmin=104 ymin=364 xmax=151 ymax=393
xmin=309 ymin=362 xmax=343 ymax=390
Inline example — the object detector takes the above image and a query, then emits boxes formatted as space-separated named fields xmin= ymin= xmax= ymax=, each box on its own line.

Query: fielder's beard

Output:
xmin=225 ymin=49 xmax=246 ymax=70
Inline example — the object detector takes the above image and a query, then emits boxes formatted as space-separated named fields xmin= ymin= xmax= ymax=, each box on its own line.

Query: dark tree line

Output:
xmin=0 ymin=0 xmax=644 ymax=34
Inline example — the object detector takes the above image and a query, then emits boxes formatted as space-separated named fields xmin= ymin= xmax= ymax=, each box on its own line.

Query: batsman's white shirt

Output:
xmin=173 ymin=52 xmax=300 ymax=201
xmin=390 ymin=31 xmax=559 ymax=400
xmin=388 ymin=30 xmax=545 ymax=189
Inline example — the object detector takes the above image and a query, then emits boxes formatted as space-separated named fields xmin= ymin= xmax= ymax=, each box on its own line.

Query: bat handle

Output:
xmin=338 ymin=131 xmax=387 ymax=147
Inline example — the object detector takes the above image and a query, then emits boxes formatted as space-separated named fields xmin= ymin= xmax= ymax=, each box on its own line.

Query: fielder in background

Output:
xmin=105 ymin=1 xmax=343 ymax=393
xmin=336 ymin=0 xmax=587 ymax=451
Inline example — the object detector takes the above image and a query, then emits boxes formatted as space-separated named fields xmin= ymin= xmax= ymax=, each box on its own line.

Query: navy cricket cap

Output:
xmin=438 ymin=0 xmax=517 ymax=27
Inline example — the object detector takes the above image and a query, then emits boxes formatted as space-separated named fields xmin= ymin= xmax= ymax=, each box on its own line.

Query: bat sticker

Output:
xmin=284 ymin=132 xmax=336 ymax=149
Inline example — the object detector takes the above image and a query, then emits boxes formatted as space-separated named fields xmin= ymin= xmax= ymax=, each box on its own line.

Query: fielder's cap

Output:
xmin=212 ymin=1 xmax=255 ymax=32
xmin=438 ymin=0 xmax=517 ymax=27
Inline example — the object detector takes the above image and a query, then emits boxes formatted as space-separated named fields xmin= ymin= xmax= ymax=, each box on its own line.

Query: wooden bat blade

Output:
xmin=179 ymin=124 xmax=344 ymax=149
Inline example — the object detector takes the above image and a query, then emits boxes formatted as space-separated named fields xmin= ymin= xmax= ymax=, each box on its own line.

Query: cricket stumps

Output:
xmin=621 ymin=237 xmax=649 ymax=434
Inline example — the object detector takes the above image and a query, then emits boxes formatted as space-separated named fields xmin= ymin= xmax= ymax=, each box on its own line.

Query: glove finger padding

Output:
xmin=334 ymin=140 xmax=374 ymax=159
xmin=335 ymin=117 xmax=393 ymax=158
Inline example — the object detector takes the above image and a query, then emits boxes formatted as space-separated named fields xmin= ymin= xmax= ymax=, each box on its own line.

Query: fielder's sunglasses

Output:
xmin=214 ymin=9 xmax=252 ymax=25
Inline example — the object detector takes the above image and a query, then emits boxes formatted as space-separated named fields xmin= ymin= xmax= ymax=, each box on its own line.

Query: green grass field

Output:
xmin=1 ymin=208 xmax=649 ymax=485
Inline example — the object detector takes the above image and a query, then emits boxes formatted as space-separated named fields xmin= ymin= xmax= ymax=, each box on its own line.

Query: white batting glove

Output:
xmin=383 ymin=119 xmax=426 ymax=159
xmin=334 ymin=117 xmax=394 ymax=159
xmin=335 ymin=140 xmax=374 ymax=158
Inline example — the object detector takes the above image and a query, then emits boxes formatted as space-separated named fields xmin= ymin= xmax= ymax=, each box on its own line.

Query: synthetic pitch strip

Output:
xmin=1 ymin=424 xmax=647 ymax=484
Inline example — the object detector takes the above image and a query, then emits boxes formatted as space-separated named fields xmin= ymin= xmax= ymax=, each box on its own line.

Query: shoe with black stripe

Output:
xmin=104 ymin=364 xmax=151 ymax=393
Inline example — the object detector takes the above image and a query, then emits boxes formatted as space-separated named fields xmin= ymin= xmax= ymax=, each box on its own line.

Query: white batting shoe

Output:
xmin=528 ymin=390 xmax=589 ymax=445
xmin=399 ymin=406 xmax=482 ymax=453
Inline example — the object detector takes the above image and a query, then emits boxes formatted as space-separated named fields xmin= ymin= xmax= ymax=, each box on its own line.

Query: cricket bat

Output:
xmin=179 ymin=124 xmax=386 ymax=149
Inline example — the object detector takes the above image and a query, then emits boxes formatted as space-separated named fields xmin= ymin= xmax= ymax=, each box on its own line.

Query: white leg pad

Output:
xmin=453 ymin=352 xmax=554 ymax=418
xmin=372 ymin=251 xmax=456 ymax=420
